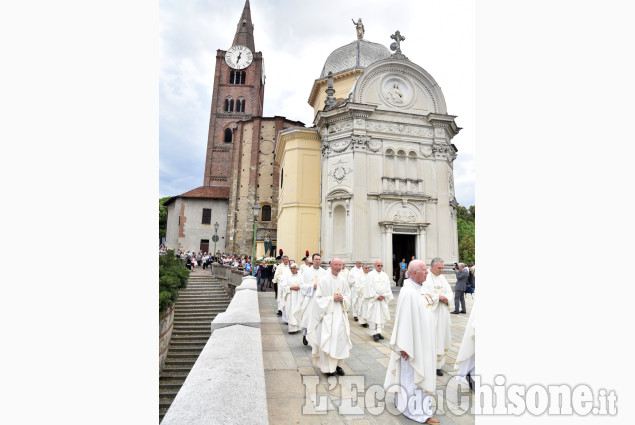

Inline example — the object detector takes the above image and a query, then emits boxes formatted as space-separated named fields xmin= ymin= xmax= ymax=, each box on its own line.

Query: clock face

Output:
xmin=225 ymin=45 xmax=253 ymax=70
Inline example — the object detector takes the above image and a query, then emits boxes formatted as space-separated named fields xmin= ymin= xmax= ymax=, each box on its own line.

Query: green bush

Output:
xmin=159 ymin=249 xmax=189 ymax=314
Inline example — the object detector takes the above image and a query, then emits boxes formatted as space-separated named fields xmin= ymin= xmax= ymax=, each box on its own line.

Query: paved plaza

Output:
xmin=259 ymin=286 xmax=475 ymax=425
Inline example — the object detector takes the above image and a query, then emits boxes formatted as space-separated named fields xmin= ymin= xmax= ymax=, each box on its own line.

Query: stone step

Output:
xmin=173 ymin=315 xmax=217 ymax=321
xmin=159 ymin=378 xmax=186 ymax=390
xmin=176 ymin=298 xmax=229 ymax=302
xmin=168 ymin=345 xmax=206 ymax=352
xmin=161 ymin=364 xmax=194 ymax=373
xmin=169 ymin=339 xmax=209 ymax=345
xmin=174 ymin=308 xmax=224 ymax=313
xmin=174 ymin=309 xmax=222 ymax=314
xmin=173 ymin=317 xmax=217 ymax=322
xmin=166 ymin=352 xmax=203 ymax=359
xmin=159 ymin=393 xmax=179 ymax=403
xmin=173 ymin=325 xmax=211 ymax=331
xmin=168 ymin=331 xmax=211 ymax=337
xmin=164 ymin=358 xmax=198 ymax=366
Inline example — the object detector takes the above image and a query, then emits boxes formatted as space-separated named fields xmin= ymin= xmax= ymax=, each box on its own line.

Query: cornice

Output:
xmin=308 ymin=68 xmax=363 ymax=106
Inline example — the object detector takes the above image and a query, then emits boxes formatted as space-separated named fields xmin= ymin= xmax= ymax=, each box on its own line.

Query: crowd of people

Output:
xmin=269 ymin=253 xmax=475 ymax=424
xmin=160 ymin=244 xmax=476 ymax=422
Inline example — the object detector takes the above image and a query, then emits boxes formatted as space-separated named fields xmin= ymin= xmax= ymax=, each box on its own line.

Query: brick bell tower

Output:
xmin=203 ymin=0 xmax=265 ymax=188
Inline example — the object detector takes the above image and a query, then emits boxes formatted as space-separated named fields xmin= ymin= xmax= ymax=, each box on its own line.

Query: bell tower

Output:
xmin=203 ymin=0 xmax=265 ymax=188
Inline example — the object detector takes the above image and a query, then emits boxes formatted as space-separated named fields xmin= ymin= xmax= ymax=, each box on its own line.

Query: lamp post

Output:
xmin=213 ymin=221 xmax=219 ymax=262
xmin=252 ymin=205 xmax=260 ymax=276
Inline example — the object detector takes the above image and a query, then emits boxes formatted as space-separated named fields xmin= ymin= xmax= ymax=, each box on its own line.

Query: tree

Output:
xmin=457 ymin=217 xmax=475 ymax=245
xmin=458 ymin=235 xmax=475 ymax=265
xmin=457 ymin=205 xmax=474 ymax=223
xmin=456 ymin=204 xmax=475 ymax=264
xmin=159 ymin=196 xmax=171 ymax=241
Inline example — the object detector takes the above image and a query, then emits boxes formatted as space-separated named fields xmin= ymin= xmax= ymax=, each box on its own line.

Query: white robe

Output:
xmin=272 ymin=263 xmax=291 ymax=311
xmin=353 ymin=272 xmax=368 ymax=319
xmin=455 ymin=301 xmax=476 ymax=383
xmin=306 ymin=271 xmax=352 ymax=373
xmin=357 ymin=272 xmax=372 ymax=325
xmin=300 ymin=266 xmax=327 ymax=330
xmin=299 ymin=263 xmax=309 ymax=275
xmin=282 ymin=272 xmax=305 ymax=332
xmin=347 ymin=266 xmax=363 ymax=317
xmin=364 ymin=270 xmax=394 ymax=333
xmin=384 ymin=278 xmax=437 ymax=396
xmin=423 ymin=271 xmax=454 ymax=368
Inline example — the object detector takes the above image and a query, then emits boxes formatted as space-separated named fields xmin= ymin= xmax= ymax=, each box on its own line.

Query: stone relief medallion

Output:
xmin=366 ymin=139 xmax=382 ymax=152
xmin=419 ymin=145 xmax=433 ymax=157
xmin=394 ymin=208 xmax=416 ymax=223
xmin=380 ymin=75 xmax=414 ymax=108
xmin=328 ymin=159 xmax=353 ymax=184
xmin=259 ymin=140 xmax=274 ymax=155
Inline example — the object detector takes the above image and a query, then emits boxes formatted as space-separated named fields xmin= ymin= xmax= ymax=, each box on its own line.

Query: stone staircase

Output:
xmin=159 ymin=273 xmax=231 ymax=422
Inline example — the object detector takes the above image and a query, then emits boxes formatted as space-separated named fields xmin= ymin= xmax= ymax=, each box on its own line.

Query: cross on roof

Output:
xmin=390 ymin=30 xmax=405 ymax=54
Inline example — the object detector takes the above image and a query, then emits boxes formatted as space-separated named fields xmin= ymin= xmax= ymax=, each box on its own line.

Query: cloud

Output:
xmin=160 ymin=0 xmax=475 ymax=205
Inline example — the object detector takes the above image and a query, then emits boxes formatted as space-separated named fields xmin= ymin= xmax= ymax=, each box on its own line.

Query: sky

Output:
xmin=159 ymin=0 xmax=475 ymax=206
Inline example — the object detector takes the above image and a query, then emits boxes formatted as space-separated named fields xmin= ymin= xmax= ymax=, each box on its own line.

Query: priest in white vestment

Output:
xmin=384 ymin=260 xmax=439 ymax=424
xmin=306 ymin=257 xmax=352 ymax=376
xmin=300 ymin=253 xmax=326 ymax=345
xmin=340 ymin=262 xmax=349 ymax=285
xmin=299 ymin=256 xmax=311 ymax=275
xmin=424 ymin=258 xmax=454 ymax=376
xmin=364 ymin=260 xmax=394 ymax=341
xmin=347 ymin=260 xmax=363 ymax=321
xmin=272 ymin=255 xmax=291 ymax=316
xmin=282 ymin=263 xmax=305 ymax=333
xmin=353 ymin=264 xmax=370 ymax=320
xmin=455 ymin=301 xmax=475 ymax=388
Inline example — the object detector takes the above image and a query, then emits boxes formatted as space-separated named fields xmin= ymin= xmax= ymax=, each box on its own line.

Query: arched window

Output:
xmin=224 ymin=97 xmax=234 ymax=112
xmin=229 ymin=70 xmax=246 ymax=85
xmin=224 ymin=128 xmax=232 ymax=143
xmin=261 ymin=205 xmax=271 ymax=222
xmin=396 ymin=150 xmax=407 ymax=179
xmin=408 ymin=151 xmax=418 ymax=180
xmin=384 ymin=149 xmax=395 ymax=178
xmin=333 ymin=206 xmax=346 ymax=253
xmin=236 ymin=98 xmax=245 ymax=113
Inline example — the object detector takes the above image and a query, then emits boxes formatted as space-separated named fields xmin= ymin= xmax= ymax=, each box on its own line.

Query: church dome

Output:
xmin=319 ymin=39 xmax=391 ymax=78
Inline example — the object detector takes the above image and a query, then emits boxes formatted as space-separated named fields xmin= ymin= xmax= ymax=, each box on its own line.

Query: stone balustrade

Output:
xmin=212 ymin=263 xmax=250 ymax=297
xmin=161 ymin=275 xmax=267 ymax=425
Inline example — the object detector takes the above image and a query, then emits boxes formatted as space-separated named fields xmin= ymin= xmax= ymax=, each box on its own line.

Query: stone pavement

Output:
xmin=259 ymin=286 xmax=475 ymax=425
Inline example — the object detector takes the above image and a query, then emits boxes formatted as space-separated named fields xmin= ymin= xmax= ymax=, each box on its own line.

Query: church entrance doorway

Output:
xmin=392 ymin=234 xmax=416 ymax=281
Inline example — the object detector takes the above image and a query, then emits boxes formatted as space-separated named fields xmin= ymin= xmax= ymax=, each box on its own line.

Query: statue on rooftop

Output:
xmin=352 ymin=18 xmax=364 ymax=40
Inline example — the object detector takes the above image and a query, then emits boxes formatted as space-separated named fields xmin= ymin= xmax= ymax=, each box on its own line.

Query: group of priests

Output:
xmin=271 ymin=253 xmax=472 ymax=423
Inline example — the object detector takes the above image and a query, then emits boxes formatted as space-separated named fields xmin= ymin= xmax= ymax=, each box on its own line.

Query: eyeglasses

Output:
xmin=377 ymin=265 xmax=383 ymax=267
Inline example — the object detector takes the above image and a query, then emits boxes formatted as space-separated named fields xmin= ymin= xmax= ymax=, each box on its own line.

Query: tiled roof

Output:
xmin=164 ymin=186 xmax=230 ymax=205
xmin=320 ymin=39 xmax=391 ymax=78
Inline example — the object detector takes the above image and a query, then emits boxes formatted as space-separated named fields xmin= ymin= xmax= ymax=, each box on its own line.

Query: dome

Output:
xmin=319 ymin=39 xmax=391 ymax=78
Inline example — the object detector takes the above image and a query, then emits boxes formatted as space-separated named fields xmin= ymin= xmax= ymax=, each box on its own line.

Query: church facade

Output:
xmin=167 ymin=1 xmax=461 ymax=281
xmin=277 ymin=26 xmax=461 ymax=280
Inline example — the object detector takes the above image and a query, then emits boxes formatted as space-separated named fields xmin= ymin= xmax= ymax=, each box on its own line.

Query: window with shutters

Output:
xmin=202 ymin=208 xmax=212 ymax=224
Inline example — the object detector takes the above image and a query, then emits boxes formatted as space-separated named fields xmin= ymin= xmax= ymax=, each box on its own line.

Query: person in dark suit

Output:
xmin=451 ymin=263 xmax=469 ymax=314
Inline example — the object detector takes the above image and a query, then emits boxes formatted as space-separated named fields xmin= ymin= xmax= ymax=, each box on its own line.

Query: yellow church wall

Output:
xmin=275 ymin=128 xmax=321 ymax=262
xmin=309 ymin=69 xmax=362 ymax=118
